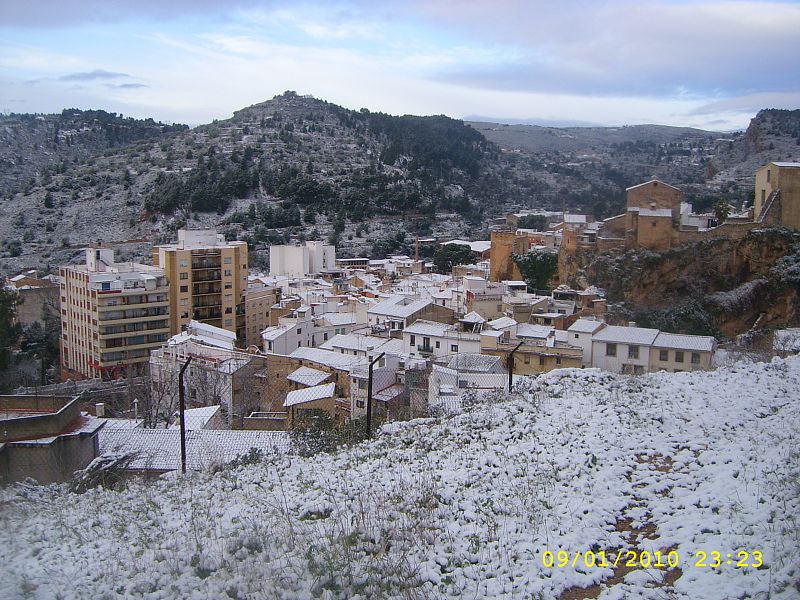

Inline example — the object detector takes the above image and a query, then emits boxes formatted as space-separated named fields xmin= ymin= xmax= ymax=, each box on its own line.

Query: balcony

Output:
xmin=417 ymin=344 xmax=434 ymax=356
xmin=192 ymin=271 xmax=221 ymax=283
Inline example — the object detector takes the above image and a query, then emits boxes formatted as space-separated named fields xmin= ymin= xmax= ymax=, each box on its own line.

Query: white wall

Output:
xmin=591 ymin=341 xmax=651 ymax=373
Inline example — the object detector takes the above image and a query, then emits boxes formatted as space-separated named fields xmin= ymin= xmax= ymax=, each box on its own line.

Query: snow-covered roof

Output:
xmin=626 ymin=179 xmax=681 ymax=192
xmin=318 ymin=312 xmax=358 ymax=326
xmin=461 ymin=311 xmax=486 ymax=324
xmin=371 ymin=383 xmax=405 ymax=403
xmin=284 ymin=383 xmax=336 ymax=408
xmin=100 ymin=429 xmax=291 ymax=471
xmin=368 ymin=295 xmax=432 ymax=319
xmin=404 ymin=320 xmax=455 ymax=337
xmin=289 ymin=347 xmax=368 ymax=369
xmin=287 ymin=366 xmax=331 ymax=387
xmin=169 ymin=405 xmax=221 ymax=430
xmin=319 ymin=333 xmax=388 ymax=353
xmin=563 ymin=214 xmax=587 ymax=224
xmin=516 ymin=323 xmax=553 ymax=339
xmin=445 ymin=353 xmax=502 ymax=373
xmin=481 ymin=329 xmax=505 ymax=338
xmin=771 ymin=162 xmax=800 ymax=168
xmin=261 ymin=325 xmax=290 ymax=342
xmin=652 ymin=332 xmax=716 ymax=352
xmin=100 ymin=418 xmax=144 ymax=430
xmin=592 ymin=325 xmax=659 ymax=345
xmin=488 ymin=316 xmax=517 ymax=331
xmin=568 ymin=319 xmax=606 ymax=334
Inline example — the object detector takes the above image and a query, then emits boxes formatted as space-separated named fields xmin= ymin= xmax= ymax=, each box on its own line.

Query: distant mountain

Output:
xmin=0 ymin=109 xmax=187 ymax=196
xmin=1 ymin=95 xmax=798 ymax=277
xmin=464 ymin=115 xmax=603 ymax=128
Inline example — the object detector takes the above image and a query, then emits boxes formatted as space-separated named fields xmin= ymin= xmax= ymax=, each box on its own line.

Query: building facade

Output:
xmin=153 ymin=229 xmax=248 ymax=340
xmin=60 ymin=248 xmax=170 ymax=380
xmin=754 ymin=162 xmax=800 ymax=229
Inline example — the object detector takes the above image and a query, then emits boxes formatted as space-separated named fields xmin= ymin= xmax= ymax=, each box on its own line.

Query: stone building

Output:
xmin=754 ymin=162 xmax=800 ymax=230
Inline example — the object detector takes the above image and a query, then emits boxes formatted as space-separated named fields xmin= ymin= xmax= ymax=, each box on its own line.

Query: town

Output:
xmin=2 ymin=160 xmax=798 ymax=483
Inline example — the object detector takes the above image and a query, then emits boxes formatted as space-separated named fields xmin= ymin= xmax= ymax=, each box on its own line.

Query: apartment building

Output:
xmin=60 ymin=248 xmax=170 ymax=380
xmin=244 ymin=284 xmax=280 ymax=349
xmin=403 ymin=320 xmax=482 ymax=359
xmin=153 ymin=229 xmax=248 ymax=340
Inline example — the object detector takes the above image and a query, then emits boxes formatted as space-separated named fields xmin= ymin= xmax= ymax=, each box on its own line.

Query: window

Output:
xmin=224 ymin=319 xmax=232 ymax=326
xmin=356 ymin=399 xmax=364 ymax=408
xmin=435 ymin=341 xmax=440 ymax=349
xmin=628 ymin=345 xmax=639 ymax=359
xmin=497 ymin=304 xmax=502 ymax=312
xmin=409 ymin=335 xmax=415 ymax=346
xmin=224 ymin=257 xmax=232 ymax=264
xmin=297 ymin=328 xmax=302 ymax=334
xmin=451 ymin=344 xmax=458 ymax=352
xmin=652 ymin=221 xmax=657 ymax=227
xmin=659 ymin=349 xmax=668 ymax=362
xmin=180 ymin=285 xmax=188 ymax=293
xmin=691 ymin=352 xmax=700 ymax=364
xmin=179 ymin=259 xmax=188 ymax=268
xmin=539 ymin=356 xmax=545 ymax=366
xmin=767 ymin=169 xmax=771 ymax=182
xmin=675 ymin=351 xmax=684 ymax=363
xmin=224 ymin=269 xmax=232 ymax=277
xmin=574 ymin=333 xmax=580 ymax=339
xmin=180 ymin=299 xmax=188 ymax=306
xmin=179 ymin=273 xmax=188 ymax=280
xmin=606 ymin=343 xmax=617 ymax=357
xmin=224 ymin=283 xmax=232 ymax=289
xmin=524 ymin=354 xmax=530 ymax=364
xmin=556 ymin=357 xmax=562 ymax=365
xmin=268 ymin=341 xmax=273 ymax=351
xmin=324 ymin=332 xmax=328 ymax=341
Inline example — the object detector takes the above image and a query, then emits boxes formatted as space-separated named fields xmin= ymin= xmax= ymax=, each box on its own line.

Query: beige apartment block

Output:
xmin=244 ymin=285 xmax=280 ymax=349
xmin=59 ymin=248 xmax=170 ymax=381
xmin=153 ymin=229 xmax=248 ymax=340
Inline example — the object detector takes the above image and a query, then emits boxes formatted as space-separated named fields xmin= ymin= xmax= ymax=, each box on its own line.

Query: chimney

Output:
xmin=95 ymin=403 xmax=105 ymax=417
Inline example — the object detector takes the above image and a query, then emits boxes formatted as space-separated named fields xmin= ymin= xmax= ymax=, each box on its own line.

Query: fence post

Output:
xmin=508 ymin=341 xmax=524 ymax=392
xmin=366 ymin=352 xmax=386 ymax=439
xmin=178 ymin=357 xmax=193 ymax=474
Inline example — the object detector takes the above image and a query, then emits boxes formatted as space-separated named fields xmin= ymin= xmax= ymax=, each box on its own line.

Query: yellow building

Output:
xmin=59 ymin=248 xmax=170 ymax=380
xmin=754 ymin=162 xmax=800 ymax=229
xmin=153 ymin=230 xmax=248 ymax=341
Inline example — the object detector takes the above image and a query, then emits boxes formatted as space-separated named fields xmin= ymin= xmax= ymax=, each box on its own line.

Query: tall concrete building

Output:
xmin=153 ymin=230 xmax=248 ymax=340
xmin=60 ymin=248 xmax=170 ymax=380
xmin=269 ymin=241 xmax=335 ymax=277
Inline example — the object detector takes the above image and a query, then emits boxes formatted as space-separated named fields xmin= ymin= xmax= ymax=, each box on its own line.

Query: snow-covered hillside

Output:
xmin=1 ymin=358 xmax=799 ymax=599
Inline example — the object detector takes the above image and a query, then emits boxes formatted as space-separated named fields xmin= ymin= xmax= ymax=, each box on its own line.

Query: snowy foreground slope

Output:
xmin=2 ymin=359 xmax=799 ymax=599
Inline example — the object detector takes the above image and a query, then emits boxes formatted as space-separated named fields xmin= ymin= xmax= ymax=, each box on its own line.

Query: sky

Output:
xmin=1 ymin=0 xmax=798 ymax=131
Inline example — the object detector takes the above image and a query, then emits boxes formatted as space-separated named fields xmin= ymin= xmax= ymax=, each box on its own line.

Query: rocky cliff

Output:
xmin=583 ymin=227 xmax=800 ymax=338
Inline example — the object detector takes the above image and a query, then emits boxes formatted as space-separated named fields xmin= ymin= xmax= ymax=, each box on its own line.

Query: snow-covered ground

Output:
xmin=1 ymin=357 xmax=799 ymax=599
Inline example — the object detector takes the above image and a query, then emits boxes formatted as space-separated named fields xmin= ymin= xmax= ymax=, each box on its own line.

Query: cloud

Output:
xmin=0 ymin=0 xmax=269 ymax=27
xmin=107 ymin=82 xmax=148 ymax=89
xmin=687 ymin=91 xmax=800 ymax=115
xmin=59 ymin=69 xmax=130 ymax=82
xmin=411 ymin=1 xmax=800 ymax=100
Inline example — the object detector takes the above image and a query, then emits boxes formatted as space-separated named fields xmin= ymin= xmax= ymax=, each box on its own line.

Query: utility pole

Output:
xmin=178 ymin=357 xmax=193 ymax=474
xmin=507 ymin=341 xmax=524 ymax=392
xmin=365 ymin=352 xmax=386 ymax=438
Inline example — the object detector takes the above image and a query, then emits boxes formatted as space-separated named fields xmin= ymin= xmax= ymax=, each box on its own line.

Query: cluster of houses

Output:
xmin=6 ymin=161 xmax=800 ymax=482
